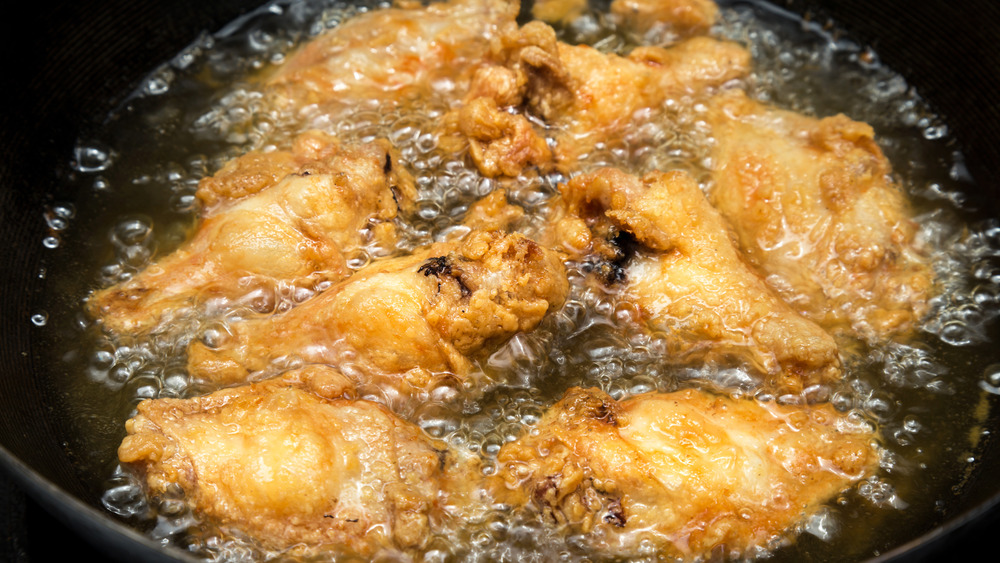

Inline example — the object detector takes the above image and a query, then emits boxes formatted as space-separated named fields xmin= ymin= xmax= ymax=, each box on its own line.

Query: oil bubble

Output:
xmin=72 ymin=143 xmax=115 ymax=173
xmin=802 ymin=508 xmax=839 ymax=541
xmin=53 ymin=204 xmax=75 ymax=219
xmin=45 ymin=215 xmax=68 ymax=231
xmin=980 ymin=364 xmax=1000 ymax=395
xmin=937 ymin=320 xmax=975 ymax=346
xmin=144 ymin=70 xmax=174 ymax=96
xmin=112 ymin=216 xmax=154 ymax=247
xmin=102 ymin=477 xmax=149 ymax=518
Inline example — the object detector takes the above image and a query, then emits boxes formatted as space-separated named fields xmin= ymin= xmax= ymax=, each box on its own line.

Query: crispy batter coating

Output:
xmin=118 ymin=366 xmax=485 ymax=557
xmin=440 ymin=18 xmax=751 ymax=176
xmin=195 ymin=130 xmax=345 ymax=208
xmin=444 ymin=96 xmax=554 ymax=178
xmin=460 ymin=189 xmax=527 ymax=233
xmin=437 ymin=20 xmax=567 ymax=177
xmin=87 ymin=131 xmax=416 ymax=334
xmin=558 ymin=168 xmax=841 ymax=393
xmin=707 ymin=90 xmax=934 ymax=341
xmin=187 ymin=230 xmax=569 ymax=399
xmin=492 ymin=386 xmax=878 ymax=559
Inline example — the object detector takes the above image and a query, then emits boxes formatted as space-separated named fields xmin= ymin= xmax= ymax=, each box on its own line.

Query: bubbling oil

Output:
xmin=40 ymin=0 xmax=1000 ymax=561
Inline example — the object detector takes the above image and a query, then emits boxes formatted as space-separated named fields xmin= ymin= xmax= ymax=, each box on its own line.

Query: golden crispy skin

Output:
xmin=707 ymin=90 xmax=934 ymax=342
xmin=118 ymin=366 xmax=485 ymax=557
xmin=187 ymin=230 xmax=569 ymax=400
xmin=443 ymin=96 xmax=554 ymax=178
xmin=266 ymin=0 xmax=518 ymax=111
xmin=610 ymin=0 xmax=720 ymax=41
xmin=87 ymin=131 xmax=416 ymax=334
xmin=557 ymin=168 xmax=841 ymax=393
xmin=492 ymin=386 xmax=878 ymax=559
xmin=436 ymin=20 xmax=566 ymax=178
xmin=440 ymin=19 xmax=750 ymax=176
xmin=459 ymin=189 xmax=527 ymax=234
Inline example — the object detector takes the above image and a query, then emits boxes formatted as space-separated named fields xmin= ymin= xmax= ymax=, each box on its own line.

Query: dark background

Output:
xmin=1 ymin=481 xmax=105 ymax=560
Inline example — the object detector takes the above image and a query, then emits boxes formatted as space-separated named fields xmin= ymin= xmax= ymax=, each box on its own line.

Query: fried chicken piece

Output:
xmin=440 ymin=20 xmax=750 ymax=176
xmin=187 ymin=230 xmax=569 ymax=402
xmin=610 ymin=0 xmax=720 ymax=42
xmin=436 ymin=20 xmax=567 ymax=178
xmin=87 ymin=131 xmax=416 ymax=334
xmin=443 ymin=96 xmax=554 ymax=178
xmin=266 ymin=0 xmax=519 ymax=110
xmin=459 ymin=189 xmax=527 ymax=233
xmin=118 ymin=365 xmax=485 ymax=557
xmin=707 ymin=90 xmax=934 ymax=341
xmin=492 ymin=386 xmax=878 ymax=559
xmin=558 ymin=168 xmax=840 ymax=393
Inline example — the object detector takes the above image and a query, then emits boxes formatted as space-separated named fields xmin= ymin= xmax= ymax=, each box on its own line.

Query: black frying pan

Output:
xmin=1 ymin=0 xmax=998 ymax=561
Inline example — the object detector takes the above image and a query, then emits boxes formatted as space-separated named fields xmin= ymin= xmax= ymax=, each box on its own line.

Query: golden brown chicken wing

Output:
xmin=187 ymin=230 xmax=569 ymax=402
xmin=266 ymin=0 xmax=519 ymax=111
xmin=556 ymin=167 xmax=841 ymax=393
xmin=118 ymin=365 xmax=485 ymax=558
xmin=706 ymin=90 xmax=934 ymax=342
xmin=492 ymin=386 xmax=879 ymax=559
xmin=87 ymin=131 xmax=416 ymax=334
